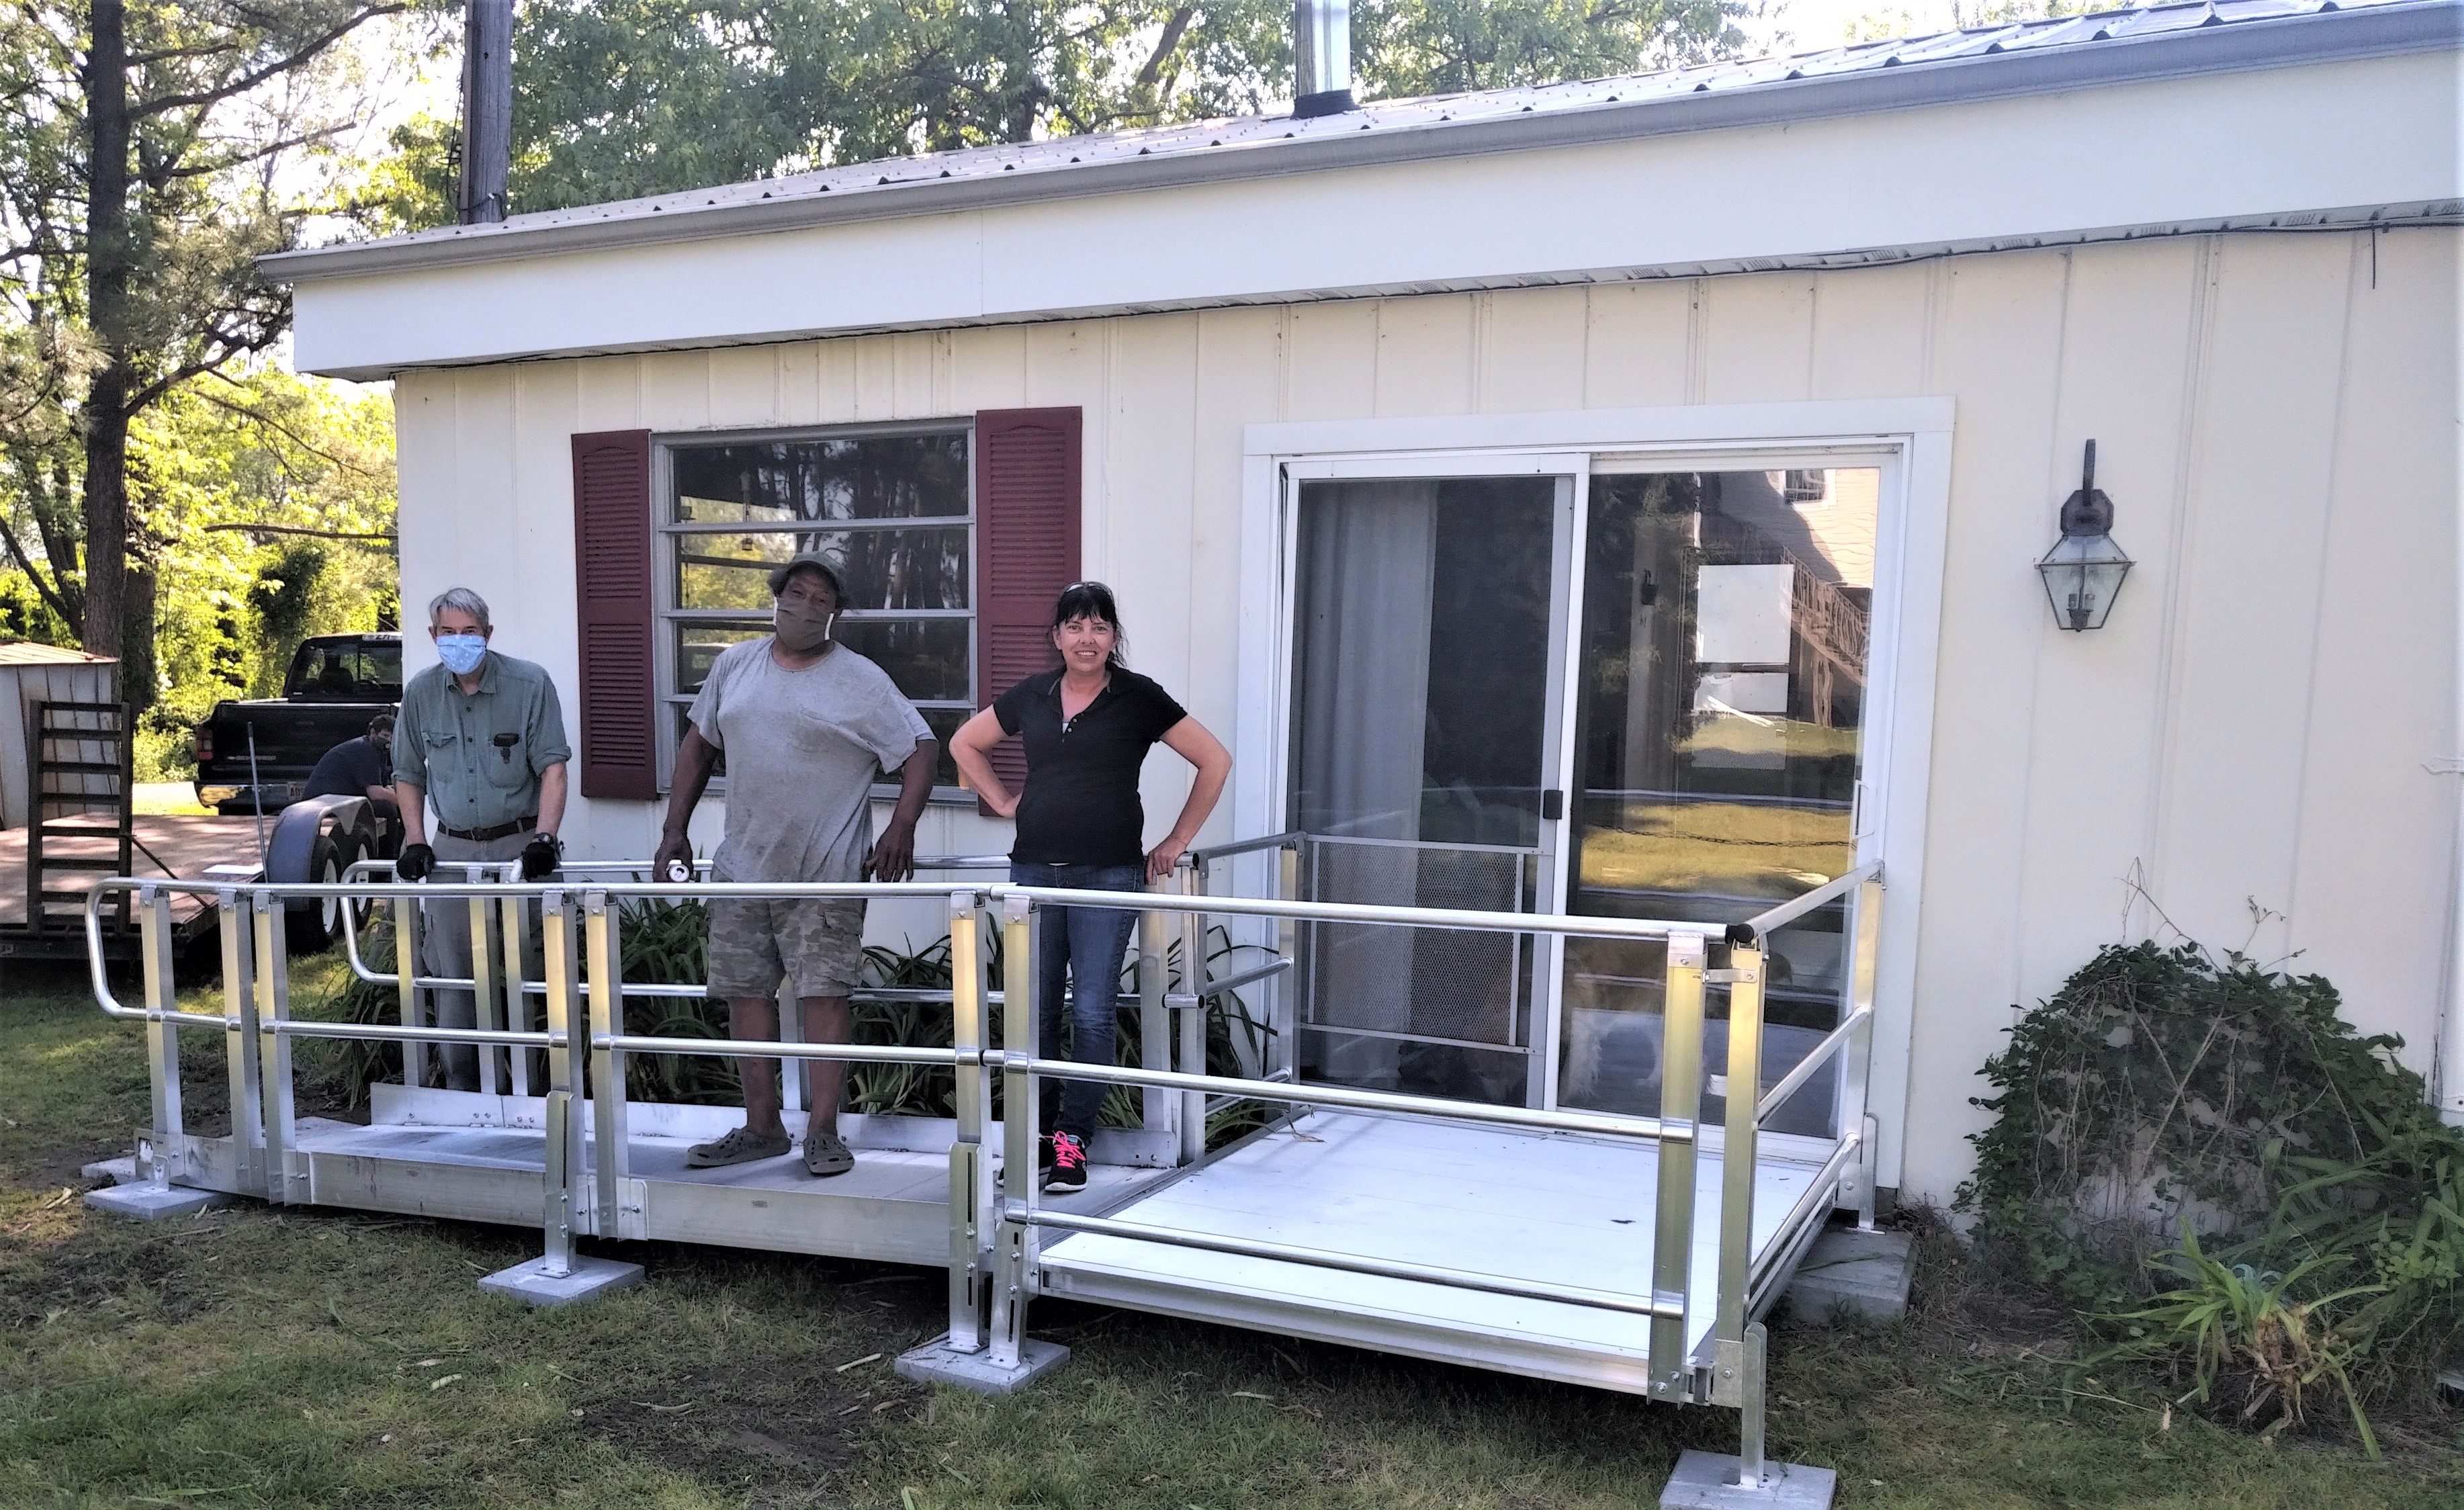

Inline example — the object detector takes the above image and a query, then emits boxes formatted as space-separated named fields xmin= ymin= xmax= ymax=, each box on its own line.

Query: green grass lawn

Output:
xmin=3 ymin=961 xmax=2457 ymax=1509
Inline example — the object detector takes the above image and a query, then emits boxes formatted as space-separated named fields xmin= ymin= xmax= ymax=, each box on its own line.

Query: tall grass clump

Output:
xmin=1955 ymin=940 xmax=2464 ymax=1450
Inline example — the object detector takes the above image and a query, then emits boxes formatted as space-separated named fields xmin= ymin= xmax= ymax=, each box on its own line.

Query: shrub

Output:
xmin=1955 ymin=940 xmax=2464 ymax=1440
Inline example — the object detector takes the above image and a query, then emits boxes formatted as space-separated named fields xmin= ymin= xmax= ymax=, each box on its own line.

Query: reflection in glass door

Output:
xmin=1558 ymin=467 xmax=1880 ymax=1135
xmin=1286 ymin=475 xmax=1569 ymax=1108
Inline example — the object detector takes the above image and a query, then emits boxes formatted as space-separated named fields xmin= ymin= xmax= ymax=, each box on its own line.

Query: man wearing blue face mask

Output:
xmin=390 ymin=586 xmax=573 ymax=1092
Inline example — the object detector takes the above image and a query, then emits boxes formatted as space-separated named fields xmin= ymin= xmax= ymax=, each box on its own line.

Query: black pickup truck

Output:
xmin=193 ymin=633 xmax=402 ymax=815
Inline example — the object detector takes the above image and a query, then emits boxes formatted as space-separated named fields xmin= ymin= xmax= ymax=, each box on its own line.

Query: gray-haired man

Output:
xmin=391 ymin=587 xmax=572 ymax=1092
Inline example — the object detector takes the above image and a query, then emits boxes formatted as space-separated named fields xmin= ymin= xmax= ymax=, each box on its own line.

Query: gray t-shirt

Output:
xmin=688 ymin=639 xmax=932 ymax=884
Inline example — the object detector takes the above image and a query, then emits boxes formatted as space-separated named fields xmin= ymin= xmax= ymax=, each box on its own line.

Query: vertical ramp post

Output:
xmin=1716 ymin=935 xmax=1767 ymax=1365
xmin=252 ymin=893 xmax=296 ymax=1206
xmin=898 ymin=891 xmax=1029 ymax=1391
xmin=582 ymin=890 xmax=629 ymax=1238
xmin=395 ymin=884 xmax=424 ymax=1092
xmin=1275 ymin=842 xmax=1301 ymax=1085
xmin=219 ymin=889 xmax=262 ymax=1197
xmin=140 ymin=886 xmax=183 ymax=1175
xmin=1842 ymin=877 xmax=1884 ymax=1233
xmin=1664 ymin=932 xmax=1836 ymax=1509
xmin=482 ymin=887 xmax=643 ymax=1306
xmin=1648 ymin=931 xmax=1707 ymax=1403
xmin=1175 ymin=858 xmax=1205 ymax=1167
xmin=1138 ymin=889 xmax=1170 ymax=1137
xmin=500 ymin=863 xmax=534 ymax=1098
xmin=469 ymin=889 xmax=504 ymax=1098
xmin=914 ymin=891 xmax=1069 ymax=1394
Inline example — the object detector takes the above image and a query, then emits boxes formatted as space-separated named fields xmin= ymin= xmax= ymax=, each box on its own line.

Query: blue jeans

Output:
xmin=1011 ymin=861 xmax=1145 ymax=1145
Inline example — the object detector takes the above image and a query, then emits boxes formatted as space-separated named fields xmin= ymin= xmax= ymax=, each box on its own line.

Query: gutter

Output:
xmin=259 ymin=1 xmax=2461 ymax=285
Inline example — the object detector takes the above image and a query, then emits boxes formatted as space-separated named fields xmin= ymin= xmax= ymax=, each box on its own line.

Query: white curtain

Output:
xmin=1294 ymin=481 xmax=1436 ymax=1087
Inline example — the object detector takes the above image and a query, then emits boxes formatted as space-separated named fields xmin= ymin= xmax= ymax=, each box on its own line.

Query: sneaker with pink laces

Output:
xmin=1045 ymin=1130 xmax=1088 ymax=1193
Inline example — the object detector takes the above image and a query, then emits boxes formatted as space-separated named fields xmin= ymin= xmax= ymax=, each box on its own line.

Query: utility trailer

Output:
xmin=83 ymin=839 xmax=1885 ymax=1507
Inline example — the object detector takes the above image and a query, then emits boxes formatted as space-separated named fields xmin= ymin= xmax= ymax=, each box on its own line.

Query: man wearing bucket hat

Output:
xmin=653 ymin=552 xmax=937 ymax=1177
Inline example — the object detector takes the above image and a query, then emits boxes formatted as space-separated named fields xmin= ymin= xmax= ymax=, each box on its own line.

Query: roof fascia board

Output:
xmin=261 ymin=2 xmax=2459 ymax=285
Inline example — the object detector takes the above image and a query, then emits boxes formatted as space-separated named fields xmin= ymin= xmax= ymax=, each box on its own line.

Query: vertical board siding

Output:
xmin=2287 ymin=229 xmax=2461 ymax=1039
xmin=975 ymin=408 xmax=1084 ymax=805
xmin=2157 ymin=235 xmax=2355 ymax=958
xmin=1895 ymin=249 xmax=2074 ymax=1202
xmin=570 ymin=430 xmax=658 ymax=799
xmin=1374 ymin=297 xmax=1475 ymax=416
xmin=407 ymin=231 xmax=2459 ymax=1200
xmin=2009 ymin=240 xmax=2204 ymax=1002
xmin=1582 ymin=282 xmax=1693 ymax=408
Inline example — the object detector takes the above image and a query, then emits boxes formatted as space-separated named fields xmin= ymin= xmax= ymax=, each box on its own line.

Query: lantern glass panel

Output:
xmin=2036 ymin=531 xmax=2133 ymax=631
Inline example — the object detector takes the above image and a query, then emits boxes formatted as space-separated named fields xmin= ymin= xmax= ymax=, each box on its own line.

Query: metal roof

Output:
xmin=265 ymin=0 xmax=2458 ymax=282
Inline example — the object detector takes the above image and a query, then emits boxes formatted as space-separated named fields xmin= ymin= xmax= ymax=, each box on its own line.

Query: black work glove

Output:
xmin=519 ymin=833 xmax=562 ymax=881
xmin=396 ymin=842 xmax=433 ymax=883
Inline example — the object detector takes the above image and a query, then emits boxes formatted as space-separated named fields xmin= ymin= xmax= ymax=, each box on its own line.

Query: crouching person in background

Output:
xmin=390 ymin=588 xmax=572 ymax=1092
xmin=654 ymin=553 xmax=937 ymax=1178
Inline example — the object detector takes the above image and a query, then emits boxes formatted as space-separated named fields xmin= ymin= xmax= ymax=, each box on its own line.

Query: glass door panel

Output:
xmin=1558 ymin=467 xmax=1880 ymax=1134
xmin=1288 ymin=475 xmax=1567 ymax=1107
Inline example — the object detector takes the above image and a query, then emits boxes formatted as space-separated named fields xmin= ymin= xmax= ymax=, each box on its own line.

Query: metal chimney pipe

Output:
xmin=1293 ymin=0 xmax=1356 ymax=118
xmin=457 ymin=0 xmax=513 ymax=224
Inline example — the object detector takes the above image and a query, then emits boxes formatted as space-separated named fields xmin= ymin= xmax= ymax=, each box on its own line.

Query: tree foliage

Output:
xmin=357 ymin=0 xmax=1753 ymax=230
xmin=0 ymin=0 xmax=431 ymax=696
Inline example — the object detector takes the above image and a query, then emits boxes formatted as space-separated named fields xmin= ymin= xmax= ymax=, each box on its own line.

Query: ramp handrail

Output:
xmin=81 ymin=850 xmax=1886 ymax=1443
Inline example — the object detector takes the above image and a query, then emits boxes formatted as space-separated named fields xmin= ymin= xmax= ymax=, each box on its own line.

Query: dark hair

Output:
xmin=369 ymin=713 xmax=396 ymax=738
xmin=1051 ymin=581 xmax=1127 ymax=667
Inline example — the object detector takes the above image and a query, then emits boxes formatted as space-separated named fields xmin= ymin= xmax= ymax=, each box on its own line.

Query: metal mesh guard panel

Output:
xmin=1309 ymin=838 xmax=1524 ymax=1047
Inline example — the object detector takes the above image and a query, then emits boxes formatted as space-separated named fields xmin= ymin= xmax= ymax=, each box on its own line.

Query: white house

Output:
xmin=263 ymin=0 xmax=2464 ymax=1211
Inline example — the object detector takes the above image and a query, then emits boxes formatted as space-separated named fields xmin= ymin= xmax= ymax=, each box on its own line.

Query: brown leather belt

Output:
xmin=436 ymin=816 xmax=537 ymax=843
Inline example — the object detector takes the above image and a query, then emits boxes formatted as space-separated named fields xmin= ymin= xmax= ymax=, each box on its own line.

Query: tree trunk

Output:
xmin=80 ymin=0 xmax=132 ymax=660
xmin=120 ymin=556 xmax=157 ymax=717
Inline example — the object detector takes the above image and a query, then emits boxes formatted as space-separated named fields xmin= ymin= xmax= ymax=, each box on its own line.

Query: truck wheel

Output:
xmin=337 ymin=832 xmax=377 ymax=933
xmin=286 ymin=833 xmax=345 ymax=954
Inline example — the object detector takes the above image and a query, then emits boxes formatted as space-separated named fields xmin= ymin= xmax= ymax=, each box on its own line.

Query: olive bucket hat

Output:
xmin=766 ymin=552 xmax=848 ymax=601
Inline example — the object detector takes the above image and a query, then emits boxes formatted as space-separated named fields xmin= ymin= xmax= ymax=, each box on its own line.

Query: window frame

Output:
xmin=650 ymin=418 xmax=979 ymax=802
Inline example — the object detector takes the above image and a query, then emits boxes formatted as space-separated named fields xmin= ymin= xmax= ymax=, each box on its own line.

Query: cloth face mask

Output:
xmin=773 ymin=600 xmax=836 ymax=654
xmin=435 ymin=633 xmax=488 ymax=676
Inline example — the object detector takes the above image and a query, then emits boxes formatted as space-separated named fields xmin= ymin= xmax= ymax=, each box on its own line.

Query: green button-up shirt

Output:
xmin=391 ymin=652 xmax=573 ymax=834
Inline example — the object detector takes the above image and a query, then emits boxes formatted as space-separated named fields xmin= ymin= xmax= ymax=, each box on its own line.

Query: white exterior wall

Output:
xmin=392 ymin=227 xmax=2462 ymax=1204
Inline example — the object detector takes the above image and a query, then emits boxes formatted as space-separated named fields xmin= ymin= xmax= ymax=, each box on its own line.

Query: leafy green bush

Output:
xmin=1956 ymin=940 xmax=2464 ymax=1438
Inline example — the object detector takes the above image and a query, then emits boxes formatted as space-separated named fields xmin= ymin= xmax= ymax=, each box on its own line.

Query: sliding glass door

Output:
xmin=1276 ymin=453 xmax=1886 ymax=1127
xmin=1557 ymin=464 xmax=1880 ymax=1134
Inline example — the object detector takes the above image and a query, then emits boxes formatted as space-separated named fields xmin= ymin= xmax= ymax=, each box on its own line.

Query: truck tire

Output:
xmin=286 ymin=833 xmax=345 ymax=954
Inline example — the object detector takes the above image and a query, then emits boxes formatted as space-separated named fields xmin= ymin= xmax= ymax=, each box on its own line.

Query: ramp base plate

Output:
xmin=895 ymin=1334 xmax=1071 ymax=1396
xmin=478 ymin=1254 xmax=645 ymax=1307
xmin=1661 ymin=1451 xmax=1837 ymax=1509
xmin=85 ymin=1184 xmax=235 ymax=1220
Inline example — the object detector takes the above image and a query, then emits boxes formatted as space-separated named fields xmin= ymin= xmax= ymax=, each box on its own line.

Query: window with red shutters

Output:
xmin=973 ymin=408 xmax=1083 ymax=815
xmin=571 ymin=429 xmax=658 ymax=799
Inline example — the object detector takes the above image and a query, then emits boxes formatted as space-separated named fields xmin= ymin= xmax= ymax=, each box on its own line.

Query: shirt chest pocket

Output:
xmin=482 ymin=730 xmax=530 ymax=788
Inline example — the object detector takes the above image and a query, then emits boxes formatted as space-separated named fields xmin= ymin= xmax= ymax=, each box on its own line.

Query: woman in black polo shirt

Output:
xmin=949 ymin=582 xmax=1231 ymax=1192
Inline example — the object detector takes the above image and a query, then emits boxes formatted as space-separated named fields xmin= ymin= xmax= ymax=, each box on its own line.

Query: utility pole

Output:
xmin=457 ymin=0 xmax=513 ymax=224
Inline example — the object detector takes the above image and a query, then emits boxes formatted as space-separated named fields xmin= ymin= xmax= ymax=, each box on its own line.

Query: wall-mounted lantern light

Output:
xmin=2037 ymin=439 xmax=2134 ymax=631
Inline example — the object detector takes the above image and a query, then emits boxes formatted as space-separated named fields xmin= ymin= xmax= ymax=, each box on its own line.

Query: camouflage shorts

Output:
xmin=706 ymin=895 xmax=867 ymax=1000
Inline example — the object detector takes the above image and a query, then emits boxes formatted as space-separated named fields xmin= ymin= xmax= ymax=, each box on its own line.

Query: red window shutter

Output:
xmin=571 ymin=430 xmax=657 ymax=800
xmin=974 ymin=407 xmax=1082 ymax=817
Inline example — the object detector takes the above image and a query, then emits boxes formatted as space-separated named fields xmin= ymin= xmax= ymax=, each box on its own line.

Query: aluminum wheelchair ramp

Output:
xmin=292 ymin=1085 xmax=1174 ymax=1266
xmin=1035 ymin=1110 xmax=1831 ymax=1392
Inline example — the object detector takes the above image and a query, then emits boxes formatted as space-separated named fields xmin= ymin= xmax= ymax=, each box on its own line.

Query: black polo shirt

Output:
xmin=993 ymin=668 xmax=1188 ymax=865
xmin=306 ymin=735 xmax=390 ymax=800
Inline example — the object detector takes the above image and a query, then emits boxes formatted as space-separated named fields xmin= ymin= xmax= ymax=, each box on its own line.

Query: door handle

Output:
xmin=1541 ymin=789 xmax=1564 ymax=821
